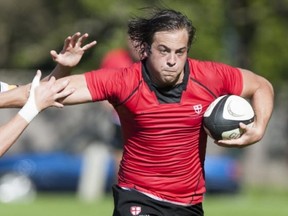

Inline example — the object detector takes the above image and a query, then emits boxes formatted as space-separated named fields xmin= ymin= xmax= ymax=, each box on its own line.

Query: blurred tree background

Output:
xmin=0 ymin=0 xmax=287 ymax=193
xmin=0 ymin=0 xmax=287 ymax=88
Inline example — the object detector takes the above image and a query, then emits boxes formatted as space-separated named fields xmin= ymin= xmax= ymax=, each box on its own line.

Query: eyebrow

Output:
xmin=158 ymin=44 xmax=187 ymax=52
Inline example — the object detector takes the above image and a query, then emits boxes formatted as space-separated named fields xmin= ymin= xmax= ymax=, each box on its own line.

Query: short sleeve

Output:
xmin=85 ymin=68 xmax=121 ymax=102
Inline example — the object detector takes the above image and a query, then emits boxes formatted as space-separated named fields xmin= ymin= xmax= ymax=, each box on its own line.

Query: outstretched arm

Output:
xmin=216 ymin=68 xmax=274 ymax=148
xmin=53 ymin=74 xmax=93 ymax=105
xmin=0 ymin=84 xmax=29 ymax=108
xmin=0 ymin=70 xmax=74 ymax=156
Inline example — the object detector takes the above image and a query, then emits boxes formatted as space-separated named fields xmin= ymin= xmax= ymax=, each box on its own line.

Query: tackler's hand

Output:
xmin=18 ymin=70 xmax=75 ymax=123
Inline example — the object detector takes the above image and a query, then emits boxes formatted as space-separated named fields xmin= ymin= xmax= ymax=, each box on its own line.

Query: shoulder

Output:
xmin=84 ymin=62 xmax=143 ymax=103
xmin=187 ymin=58 xmax=241 ymax=78
xmin=188 ymin=58 xmax=239 ymax=71
xmin=187 ymin=58 xmax=243 ymax=96
xmin=85 ymin=62 xmax=141 ymax=81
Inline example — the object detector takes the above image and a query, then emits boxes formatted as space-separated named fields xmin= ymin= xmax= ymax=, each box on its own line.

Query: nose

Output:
xmin=167 ymin=53 xmax=176 ymax=67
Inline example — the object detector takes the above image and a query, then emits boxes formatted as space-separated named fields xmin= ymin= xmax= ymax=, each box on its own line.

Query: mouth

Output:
xmin=163 ymin=69 xmax=176 ymax=73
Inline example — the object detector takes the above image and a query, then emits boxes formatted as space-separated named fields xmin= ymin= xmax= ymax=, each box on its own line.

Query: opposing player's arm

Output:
xmin=216 ymin=68 xmax=274 ymax=148
xmin=0 ymin=71 xmax=74 ymax=156
xmin=0 ymin=84 xmax=29 ymax=108
xmin=0 ymin=114 xmax=29 ymax=156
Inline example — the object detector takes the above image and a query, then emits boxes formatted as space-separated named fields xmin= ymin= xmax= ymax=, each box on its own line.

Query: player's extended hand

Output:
xmin=34 ymin=70 xmax=75 ymax=111
xmin=215 ymin=122 xmax=262 ymax=148
xmin=50 ymin=32 xmax=97 ymax=67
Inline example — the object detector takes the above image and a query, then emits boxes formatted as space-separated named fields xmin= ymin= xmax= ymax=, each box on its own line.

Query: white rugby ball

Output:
xmin=203 ymin=95 xmax=254 ymax=140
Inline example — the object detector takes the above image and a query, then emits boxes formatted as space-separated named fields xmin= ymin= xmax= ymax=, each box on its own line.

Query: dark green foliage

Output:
xmin=0 ymin=0 xmax=287 ymax=86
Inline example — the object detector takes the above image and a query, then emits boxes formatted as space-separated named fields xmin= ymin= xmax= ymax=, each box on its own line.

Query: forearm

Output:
xmin=250 ymin=77 xmax=274 ymax=138
xmin=56 ymin=74 xmax=93 ymax=105
xmin=43 ymin=64 xmax=72 ymax=81
xmin=0 ymin=115 xmax=28 ymax=157
xmin=0 ymin=85 xmax=29 ymax=108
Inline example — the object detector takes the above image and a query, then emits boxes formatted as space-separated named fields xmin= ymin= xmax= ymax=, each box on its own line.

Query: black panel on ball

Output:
xmin=203 ymin=95 xmax=255 ymax=140
xmin=203 ymin=95 xmax=229 ymax=140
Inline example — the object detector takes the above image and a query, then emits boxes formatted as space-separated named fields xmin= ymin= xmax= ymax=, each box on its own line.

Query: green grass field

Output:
xmin=1 ymin=187 xmax=288 ymax=216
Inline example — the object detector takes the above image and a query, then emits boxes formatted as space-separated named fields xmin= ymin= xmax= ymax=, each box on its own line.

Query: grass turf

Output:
xmin=1 ymin=188 xmax=288 ymax=216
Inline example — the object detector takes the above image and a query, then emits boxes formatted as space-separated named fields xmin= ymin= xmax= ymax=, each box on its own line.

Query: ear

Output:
xmin=142 ymin=43 xmax=150 ymax=58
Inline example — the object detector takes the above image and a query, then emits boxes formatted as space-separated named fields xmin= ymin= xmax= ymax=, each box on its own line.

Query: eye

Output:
xmin=159 ymin=48 xmax=168 ymax=54
xmin=176 ymin=49 xmax=186 ymax=56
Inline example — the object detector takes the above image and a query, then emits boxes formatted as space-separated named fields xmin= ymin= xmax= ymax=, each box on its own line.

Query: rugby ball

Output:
xmin=203 ymin=95 xmax=254 ymax=140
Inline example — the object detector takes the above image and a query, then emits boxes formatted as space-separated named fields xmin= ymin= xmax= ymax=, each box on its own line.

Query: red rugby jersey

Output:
xmin=85 ymin=58 xmax=243 ymax=205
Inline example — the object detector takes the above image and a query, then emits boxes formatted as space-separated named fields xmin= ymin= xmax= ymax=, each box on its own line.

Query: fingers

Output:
xmin=50 ymin=32 xmax=95 ymax=61
xmin=75 ymin=32 xmax=87 ymax=47
xmin=55 ymin=87 xmax=75 ymax=101
xmin=70 ymin=32 xmax=81 ymax=48
xmin=31 ymin=70 xmax=41 ymax=92
xmin=52 ymin=101 xmax=65 ymax=108
xmin=215 ymin=140 xmax=243 ymax=148
xmin=82 ymin=40 xmax=97 ymax=51
xmin=33 ymin=70 xmax=42 ymax=83
xmin=76 ymin=33 xmax=97 ymax=50
xmin=49 ymin=78 xmax=75 ymax=100
xmin=47 ymin=77 xmax=69 ymax=94
xmin=239 ymin=122 xmax=248 ymax=130
xmin=215 ymin=142 xmax=236 ymax=148
xmin=63 ymin=36 xmax=72 ymax=51
xmin=51 ymin=85 xmax=75 ymax=108
xmin=36 ymin=78 xmax=74 ymax=109
xmin=68 ymin=32 xmax=87 ymax=48
xmin=50 ymin=50 xmax=58 ymax=61
xmin=70 ymin=32 xmax=96 ymax=50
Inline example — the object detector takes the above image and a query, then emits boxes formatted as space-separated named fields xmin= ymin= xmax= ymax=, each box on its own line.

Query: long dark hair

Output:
xmin=128 ymin=8 xmax=196 ymax=59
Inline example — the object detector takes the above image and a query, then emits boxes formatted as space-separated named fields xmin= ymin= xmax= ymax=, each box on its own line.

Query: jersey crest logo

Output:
xmin=193 ymin=104 xmax=202 ymax=114
xmin=130 ymin=206 xmax=141 ymax=215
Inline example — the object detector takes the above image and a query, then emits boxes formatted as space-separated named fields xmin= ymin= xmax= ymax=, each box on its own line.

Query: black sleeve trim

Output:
xmin=114 ymin=80 xmax=143 ymax=107
xmin=190 ymin=77 xmax=217 ymax=99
